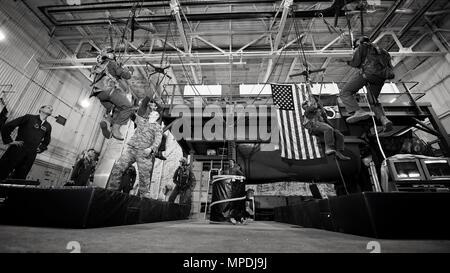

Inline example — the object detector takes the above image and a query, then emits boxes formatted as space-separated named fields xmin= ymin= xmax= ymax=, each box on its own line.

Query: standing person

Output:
xmin=339 ymin=36 xmax=394 ymax=132
xmin=107 ymin=96 xmax=162 ymax=198
xmin=90 ymin=47 xmax=136 ymax=140
xmin=71 ymin=148 xmax=97 ymax=186
xmin=0 ymin=105 xmax=53 ymax=180
xmin=168 ymin=157 xmax=196 ymax=205
xmin=226 ymin=159 xmax=244 ymax=176
xmin=302 ymin=100 xmax=350 ymax=160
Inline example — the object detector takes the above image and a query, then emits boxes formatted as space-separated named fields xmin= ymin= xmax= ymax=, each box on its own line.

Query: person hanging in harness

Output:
xmin=340 ymin=36 xmax=395 ymax=132
xmin=90 ymin=47 xmax=136 ymax=140
xmin=302 ymin=99 xmax=350 ymax=161
xmin=107 ymin=96 xmax=162 ymax=198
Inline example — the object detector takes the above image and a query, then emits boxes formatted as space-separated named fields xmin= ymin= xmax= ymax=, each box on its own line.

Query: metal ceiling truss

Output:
xmin=39 ymin=0 xmax=357 ymax=27
xmin=38 ymin=30 xmax=447 ymax=69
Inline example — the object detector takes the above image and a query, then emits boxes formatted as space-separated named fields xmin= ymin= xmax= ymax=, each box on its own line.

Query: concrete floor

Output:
xmin=0 ymin=220 xmax=449 ymax=253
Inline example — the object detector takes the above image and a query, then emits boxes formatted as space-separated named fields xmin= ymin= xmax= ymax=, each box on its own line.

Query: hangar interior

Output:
xmin=1 ymin=0 xmax=450 ymax=253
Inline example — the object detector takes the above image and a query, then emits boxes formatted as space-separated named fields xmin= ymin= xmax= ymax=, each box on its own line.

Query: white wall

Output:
xmin=0 ymin=1 xmax=105 ymax=184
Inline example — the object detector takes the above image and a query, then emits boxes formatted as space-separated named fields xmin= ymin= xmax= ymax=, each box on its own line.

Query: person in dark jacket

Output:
xmin=339 ymin=36 xmax=393 ymax=131
xmin=0 ymin=105 xmax=53 ymax=180
xmin=71 ymin=148 xmax=97 ymax=186
xmin=168 ymin=157 xmax=196 ymax=205
xmin=118 ymin=165 xmax=137 ymax=194
xmin=225 ymin=159 xmax=244 ymax=176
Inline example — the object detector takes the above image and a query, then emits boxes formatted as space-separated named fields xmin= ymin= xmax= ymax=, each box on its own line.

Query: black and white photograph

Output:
xmin=1 ymin=0 xmax=450 ymax=264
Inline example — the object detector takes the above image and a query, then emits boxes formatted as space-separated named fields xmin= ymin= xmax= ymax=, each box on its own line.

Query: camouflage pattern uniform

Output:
xmin=91 ymin=56 xmax=135 ymax=126
xmin=107 ymin=101 xmax=162 ymax=198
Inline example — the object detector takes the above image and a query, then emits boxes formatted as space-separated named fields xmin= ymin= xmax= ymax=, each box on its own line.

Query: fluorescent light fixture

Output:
xmin=0 ymin=30 xmax=6 ymax=41
xmin=80 ymin=98 xmax=91 ymax=108
xmin=239 ymin=84 xmax=271 ymax=95
xmin=424 ymin=160 xmax=448 ymax=164
xmin=184 ymin=85 xmax=221 ymax=96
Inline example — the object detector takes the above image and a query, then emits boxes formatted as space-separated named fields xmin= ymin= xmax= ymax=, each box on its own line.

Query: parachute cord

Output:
xmin=334 ymin=156 xmax=350 ymax=195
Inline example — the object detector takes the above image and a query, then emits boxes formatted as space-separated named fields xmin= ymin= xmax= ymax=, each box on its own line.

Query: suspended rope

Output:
xmin=319 ymin=13 xmax=346 ymax=38
xmin=116 ymin=1 xmax=144 ymax=63
xmin=248 ymin=8 xmax=296 ymax=105
xmin=362 ymin=86 xmax=387 ymax=161
xmin=343 ymin=0 xmax=355 ymax=49
xmin=145 ymin=16 xmax=173 ymax=91
xmin=334 ymin=157 xmax=350 ymax=195
xmin=291 ymin=8 xmax=327 ymax=115
xmin=163 ymin=5 xmax=207 ymax=105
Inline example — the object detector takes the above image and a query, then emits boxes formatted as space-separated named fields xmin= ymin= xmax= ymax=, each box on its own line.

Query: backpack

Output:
xmin=361 ymin=43 xmax=395 ymax=81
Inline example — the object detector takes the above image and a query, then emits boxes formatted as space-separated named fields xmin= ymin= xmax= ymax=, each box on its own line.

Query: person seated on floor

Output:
xmin=302 ymin=100 xmax=350 ymax=160
xmin=229 ymin=189 xmax=255 ymax=225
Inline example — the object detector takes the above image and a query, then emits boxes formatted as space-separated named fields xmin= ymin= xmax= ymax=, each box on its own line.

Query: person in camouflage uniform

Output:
xmin=302 ymin=100 xmax=350 ymax=161
xmin=107 ymin=96 xmax=162 ymax=198
xmin=168 ymin=157 xmax=196 ymax=205
xmin=90 ymin=47 xmax=136 ymax=140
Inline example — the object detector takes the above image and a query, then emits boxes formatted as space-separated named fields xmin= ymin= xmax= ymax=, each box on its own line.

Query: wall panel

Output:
xmin=0 ymin=1 xmax=105 ymax=184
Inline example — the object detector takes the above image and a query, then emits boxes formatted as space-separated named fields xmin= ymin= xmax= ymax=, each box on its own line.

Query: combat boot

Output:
xmin=325 ymin=147 xmax=336 ymax=155
xmin=346 ymin=109 xmax=373 ymax=124
xmin=380 ymin=116 xmax=393 ymax=132
xmin=111 ymin=124 xmax=124 ymax=140
xmin=335 ymin=150 xmax=351 ymax=161
xmin=100 ymin=121 xmax=112 ymax=139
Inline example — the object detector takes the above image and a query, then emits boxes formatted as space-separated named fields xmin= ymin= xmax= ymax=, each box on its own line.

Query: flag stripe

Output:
xmin=297 ymin=85 xmax=312 ymax=159
xmin=292 ymin=86 xmax=307 ymax=159
xmin=288 ymin=110 xmax=300 ymax=160
xmin=299 ymin=85 xmax=316 ymax=159
xmin=282 ymin=110 xmax=292 ymax=159
xmin=276 ymin=109 xmax=286 ymax=158
xmin=271 ymin=83 xmax=323 ymax=160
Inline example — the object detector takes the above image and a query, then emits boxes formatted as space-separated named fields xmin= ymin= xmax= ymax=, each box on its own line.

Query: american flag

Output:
xmin=271 ymin=83 xmax=324 ymax=160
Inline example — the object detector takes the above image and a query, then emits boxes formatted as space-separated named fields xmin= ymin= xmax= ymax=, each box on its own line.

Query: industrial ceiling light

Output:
xmin=0 ymin=30 xmax=6 ymax=41
xmin=80 ymin=98 xmax=91 ymax=108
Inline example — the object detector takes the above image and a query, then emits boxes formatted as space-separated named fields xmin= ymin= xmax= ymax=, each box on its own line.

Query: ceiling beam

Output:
xmin=40 ymin=1 xmax=356 ymax=26
xmin=387 ymin=0 xmax=438 ymax=50
xmin=171 ymin=0 xmax=199 ymax=84
xmin=263 ymin=0 xmax=292 ymax=83
xmin=369 ymin=0 xmax=407 ymax=40
xmin=39 ymin=49 xmax=445 ymax=65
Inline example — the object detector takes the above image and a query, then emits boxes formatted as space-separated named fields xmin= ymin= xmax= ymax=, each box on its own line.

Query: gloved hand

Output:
xmin=37 ymin=145 xmax=47 ymax=153
xmin=8 ymin=140 xmax=24 ymax=147
xmin=143 ymin=146 xmax=157 ymax=158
